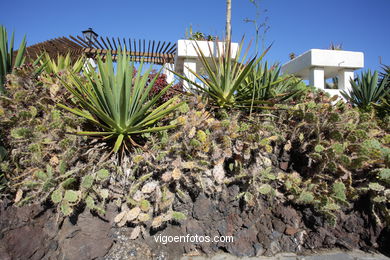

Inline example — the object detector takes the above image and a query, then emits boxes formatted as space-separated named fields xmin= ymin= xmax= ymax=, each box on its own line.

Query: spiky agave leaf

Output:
xmin=341 ymin=70 xmax=389 ymax=110
xmin=0 ymin=25 xmax=26 ymax=93
xmin=58 ymin=49 xmax=184 ymax=152
xmin=238 ymin=61 xmax=304 ymax=108
xmin=171 ymin=38 xmax=265 ymax=108
xmin=41 ymin=52 xmax=84 ymax=74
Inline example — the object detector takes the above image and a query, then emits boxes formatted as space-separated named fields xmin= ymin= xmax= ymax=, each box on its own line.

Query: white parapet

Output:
xmin=309 ymin=67 xmax=325 ymax=90
xmin=162 ymin=63 xmax=175 ymax=84
xmin=83 ymin=58 xmax=97 ymax=73
xmin=174 ymin=40 xmax=239 ymax=91
xmin=281 ymin=49 xmax=364 ymax=97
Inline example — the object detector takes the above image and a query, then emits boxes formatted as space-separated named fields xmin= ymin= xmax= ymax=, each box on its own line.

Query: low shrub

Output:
xmin=147 ymin=71 xmax=183 ymax=105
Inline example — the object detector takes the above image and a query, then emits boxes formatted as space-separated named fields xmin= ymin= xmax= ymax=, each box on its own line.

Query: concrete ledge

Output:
xmin=174 ymin=40 xmax=239 ymax=75
xmin=281 ymin=49 xmax=364 ymax=79
xmin=173 ymin=40 xmax=239 ymax=90
xmin=180 ymin=250 xmax=389 ymax=260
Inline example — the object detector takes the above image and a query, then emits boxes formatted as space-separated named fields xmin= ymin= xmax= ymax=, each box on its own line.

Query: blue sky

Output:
xmin=1 ymin=0 xmax=389 ymax=72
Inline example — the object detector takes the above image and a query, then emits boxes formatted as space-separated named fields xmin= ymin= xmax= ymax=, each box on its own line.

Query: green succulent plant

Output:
xmin=0 ymin=25 xmax=26 ymax=94
xmin=274 ymin=92 xmax=390 ymax=226
xmin=173 ymin=39 xmax=266 ymax=109
xmin=240 ymin=62 xmax=304 ymax=106
xmin=341 ymin=70 xmax=389 ymax=110
xmin=41 ymin=52 xmax=84 ymax=75
xmin=379 ymin=64 xmax=390 ymax=89
xmin=373 ymin=66 xmax=390 ymax=124
xmin=59 ymin=49 xmax=184 ymax=153
xmin=185 ymin=25 xmax=215 ymax=41
xmin=50 ymin=168 xmax=110 ymax=216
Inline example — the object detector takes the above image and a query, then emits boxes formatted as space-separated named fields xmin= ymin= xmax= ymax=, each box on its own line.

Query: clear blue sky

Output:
xmin=1 ymin=0 xmax=389 ymax=72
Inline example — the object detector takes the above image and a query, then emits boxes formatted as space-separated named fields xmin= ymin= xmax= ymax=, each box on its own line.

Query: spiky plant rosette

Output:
xmin=58 ymin=49 xmax=184 ymax=153
xmin=0 ymin=25 xmax=26 ymax=94
xmin=172 ymin=39 xmax=266 ymax=109
xmin=341 ymin=70 xmax=389 ymax=110
xmin=37 ymin=53 xmax=86 ymax=102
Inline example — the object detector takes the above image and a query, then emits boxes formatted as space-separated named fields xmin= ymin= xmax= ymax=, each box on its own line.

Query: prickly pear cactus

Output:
xmin=275 ymin=92 xmax=390 ymax=226
xmin=0 ymin=66 xmax=85 ymax=204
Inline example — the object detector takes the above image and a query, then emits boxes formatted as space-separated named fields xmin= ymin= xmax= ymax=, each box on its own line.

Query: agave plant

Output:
xmin=373 ymin=92 xmax=390 ymax=121
xmin=173 ymin=39 xmax=264 ymax=108
xmin=58 ymin=49 xmax=184 ymax=153
xmin=379 ymin=64 xmax=390 ymax=89
xmin=41 ymin=52 xmax=84 ymax=75
xmin=0 ymin=25 xmax=26 ymax=93
xmin=239 ymin=62 xmax=304 ymax=103
xmin=341 ymin=70 xmax=389 ymax=110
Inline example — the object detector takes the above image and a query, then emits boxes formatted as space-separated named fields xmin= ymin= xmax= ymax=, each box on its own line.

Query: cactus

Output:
xmin=81 ymin=175 xmax=94 ymax=189
xmin=51 ymin=189 xmax=63 ymax=203
xmin=332 ymin=182 xmax=347 ymax=204
xmin=96 ymin=169 xmax=110 ymax=181
xmin=272 ymin=91 xmax=390 ymax=225
xmin=171 ymin=211 xmax=187 ymax=221
xmin=296 ymin=191 xmax=315 ymax=204
xmin=64 ymin=190 xmax=79 ymax=203
xmin=258 ymin=183 xmax=272 ymax=194
xmin=3 ymin=76 xmax=389 ymax=231
xmin=378 ymin=169 xmax=390 ymax=184
xmin=60 ymin=201 xmax=73 ymax=216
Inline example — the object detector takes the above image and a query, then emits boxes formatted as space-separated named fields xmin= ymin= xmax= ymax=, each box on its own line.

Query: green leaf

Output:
xmin=81 ymin=175 xmax=94 ymax=189
xmin=85 ymin=196 xmax=95 ymax=209
xmin=258 ymin=184 xmax=272 ymax=194
xmin=0 ymin=146 xmax=7 ymax=161
xmin=61 ymin=177 xmax=76 ymax=189
xmin=332 ymin=182 xmax=347 ymax=202
xmin=170 ymin=39 xmax=273 ymax=109
xmin=0 ymin=26 xmax=26 ymax=93
xmin=99 ymin=189 xmax=109 ymax=199
xmin=46 ymin=165 xmax=53 ymax=178
xmin=113 ymin=134 xmax=124 ymax=153
xmin=59 ymin=161 xmax=67 ymax=175
xmin=63 ymin=190 xmax=79 ymax=203
xmin=51 ymin=189 xmax=63 ymax=203
xmin=378 ymin=168 xmax=390 ymax=184
xmin=244 ymin=192 xmax=254 ymax=206
xmin=96 ymin=169 xmax=109 ymax=181
xmin=297 ymin=191 xmax=315 ymax=204
xmin=341 ymin=70 xmax=389 ymax=110
xmin=373 ymin=196 xmax=386 ymax=203
xmin=322 ymin=202 xmax=340 ymax=211
xmin=171 ymin=211 xmax=187 ymax=221
xmin=314 ymin=145 xmax=325 ymax=153
xmin=35 ymin=170 xmax=48 ymax=181
xmin=310 ymin=153 xmax=322 ymax=161
xmin=368 ymin=182 xmax=385 ymax=192
xmin=60 ymin=201 xmax=73 ymax=216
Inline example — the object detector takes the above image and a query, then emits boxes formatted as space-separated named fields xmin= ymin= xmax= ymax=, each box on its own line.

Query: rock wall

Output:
xmin=0 ymin=187 xmax=388 ymax=260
